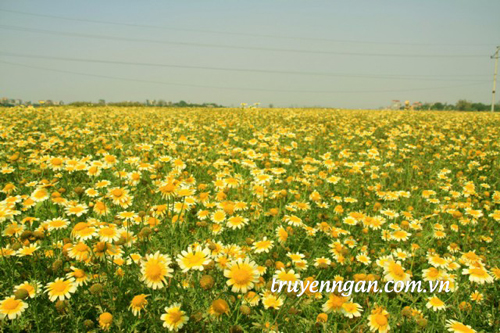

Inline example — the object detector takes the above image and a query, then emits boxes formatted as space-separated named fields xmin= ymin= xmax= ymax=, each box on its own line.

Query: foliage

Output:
xmin=0 ymin=106 xmax=499 ymax=332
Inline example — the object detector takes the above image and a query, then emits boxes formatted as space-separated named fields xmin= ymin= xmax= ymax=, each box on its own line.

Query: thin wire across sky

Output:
xmin=0 ymin=7 xmax=497 ymax=100
xmin=1 ymin=8 xmax=496 ymax=47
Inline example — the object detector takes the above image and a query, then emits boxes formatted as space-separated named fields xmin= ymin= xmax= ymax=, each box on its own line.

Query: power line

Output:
xmin=0 ymin=59 xmax=490 ymax=94
xmin=0 ymin=52 xmax=490 ymax=82
xmin=0 ymin=24 xmax=488 ymax=59
xmin=0 ymin=8 xmax=495 ymax=47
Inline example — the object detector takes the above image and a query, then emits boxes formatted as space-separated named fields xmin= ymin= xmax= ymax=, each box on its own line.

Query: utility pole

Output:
xmin=492 ymin=46 xmax=500 ymax=112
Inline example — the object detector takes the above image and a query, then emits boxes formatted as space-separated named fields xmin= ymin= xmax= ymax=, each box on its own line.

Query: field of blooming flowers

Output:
xmin=0 ymin=106 xmax=499 ymax=332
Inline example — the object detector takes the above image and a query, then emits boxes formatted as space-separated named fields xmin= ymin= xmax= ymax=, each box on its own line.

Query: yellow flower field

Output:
xmin=0 ymin=106 xmax=499 ymax=332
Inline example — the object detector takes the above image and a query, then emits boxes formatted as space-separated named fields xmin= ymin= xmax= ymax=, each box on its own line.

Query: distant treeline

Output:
xmin=68 ymin=100 xmax=223 ymax=108
xmin=1 ymin=99 xmax=497 ymax=111
xmin=418 ymin=100 xmax=498 ymax=111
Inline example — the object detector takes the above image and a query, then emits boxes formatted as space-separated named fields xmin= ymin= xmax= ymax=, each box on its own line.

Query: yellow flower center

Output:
xmin=160 ymin=183 xmax=175 ymax=193
xmin=451 ymin=323 xmax=474 ymax=333
xmin=433 ymin=257 xmax=446 ymax=265
xmin=169 ymin=310 xmax=182 ymax=324
xmin=131 ymin=295 xmax=147 ymax=307
xmin=52 ymin=281 xmax=69 ymax=293
xmin=390 ymin=263 xmax=405 ymax=277
xmin=112 ymin=189 xmax=123 ymax=197
xmin=328 ymin=295 xmax=345 ymax=309
xmin=73 ymin=270 xmax=85 ymax=278
xmin=100 ymin=228 xmax=116 ymax=237
xmin=393 ymin=231 xmax=406 ymax=238
xmin=105 ymin=156 xmax=115 ymax=163
xmin=279 ymin=273 xmax=296 ymax=282
xmin=233 ymin=267 xmax=251 ymax=284
xmin=100 ymin=312 xmax=113 ymax=324
xmin=34 ymin=189 xmax=48 ymax=199
xmin=184 ymin=252 xmax=205 ymax=267
xmin=52 ymin=158 xmax=62 ymax=166
xmin=73 ymin=222 xmax=88 ymax=232
xmin=20 ymin=285 xmax=34 ymax=294
xmin=147 ymin=264 xmax=163 ymax=280
xmin=3 ymin=298 xmax=20 ymax=310
xmin=375 ymin=314 xmax=388 ymax=326
xmin=427 ymin=268 xmax=439 ymax=278
xmin=74 ymin=243 xmax=89 ymax=252
xmin=50 ymin=220 xmax=66 ymax=227
xmin=469 ymin=268 xmax=485 ymax=277
xmin=343 ymin=303 xmax=356 ymax=312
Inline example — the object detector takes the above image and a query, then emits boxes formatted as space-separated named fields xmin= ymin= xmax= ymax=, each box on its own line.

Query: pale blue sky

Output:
xmin=0 ymin=0 xmax=499 ymax=108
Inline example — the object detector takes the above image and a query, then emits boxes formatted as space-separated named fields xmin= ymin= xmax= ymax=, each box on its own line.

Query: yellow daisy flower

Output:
xmin=140 ymin=251 xmax=173 ymax=289
xmin=0 ymin=296 xmax=28 ymax=320
xmin=160 ymin=303 xmax=188 ymax=331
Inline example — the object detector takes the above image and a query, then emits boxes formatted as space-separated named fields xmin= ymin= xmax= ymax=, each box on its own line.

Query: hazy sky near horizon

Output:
xmin=0 ymin=0 xmax=499 ymax=108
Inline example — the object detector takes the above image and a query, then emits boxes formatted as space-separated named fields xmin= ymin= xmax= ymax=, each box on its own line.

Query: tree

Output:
xmin=430 ymin=102 xmax=445 ymax=111
xmin=455 ymin=100 xmax=472 ymax=111
xmin=471 ymin=102 xmax=489 ymax=111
